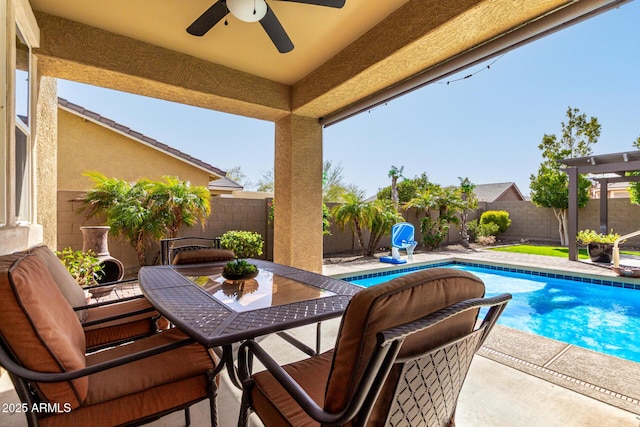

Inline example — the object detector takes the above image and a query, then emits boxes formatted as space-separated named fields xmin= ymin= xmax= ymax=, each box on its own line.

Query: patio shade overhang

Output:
xmin=28 ymin=0 xmax=631 ymax=123
xmin=20 ymin=0 xmax=634 ymax=271
xmin=560 ymin=150 xmax=640 ymax=261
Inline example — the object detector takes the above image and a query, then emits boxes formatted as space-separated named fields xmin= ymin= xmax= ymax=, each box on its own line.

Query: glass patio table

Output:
xmin=138 ymin=259 xmax=362 ymax=387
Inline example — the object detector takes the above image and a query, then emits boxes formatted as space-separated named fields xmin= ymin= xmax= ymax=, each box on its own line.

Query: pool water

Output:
xmin=348 ymin=264 xmax=640 ymax=363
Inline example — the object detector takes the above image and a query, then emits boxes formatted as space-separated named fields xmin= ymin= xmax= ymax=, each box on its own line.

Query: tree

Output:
xmin=388 ymin=165 xmax=404 ymax=209
xmin=81 ymin=172 xmax=211 ymax=266
xmin=331 ymin=192 xmax=368 ymax=251
xmin=225 ymin=166 xmax=253 ymax=188
xmin=627 ymin=136 xmax=640 ymax=205
xmin=147 ymin=176 xmax=211 ymax=239
xmin=81 ymin=172 xmax=161 ymax=266
xmin=530 ymin=107 xmax=600 ymax=246
xmin=256 ymin=169 xmax=274 ymax=192
xmin=322 ymin=160 xmax=350 ymax=202
xmin=362 ymin=200 xmax=404 ymax=256
xmin=458 ymin=177 xmax=478 ymax=248
xmin=377 ymin=173 xmax=433 ymax=204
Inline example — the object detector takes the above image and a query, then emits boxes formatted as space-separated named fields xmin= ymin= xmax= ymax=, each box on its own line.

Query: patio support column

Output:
xmin=273 ymin=114 xmax=323 ymax=273
xmin=598 ymin=178 xmax=609 ymax=234
xmin=567 ymin=167 xmax=578 ymax=261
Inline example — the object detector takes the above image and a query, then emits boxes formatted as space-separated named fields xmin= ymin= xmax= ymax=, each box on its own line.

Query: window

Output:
xmin=0 ymin=4 xmax=6 ymax=225
xmin=14 ymin=26 xmax=31 ymax=223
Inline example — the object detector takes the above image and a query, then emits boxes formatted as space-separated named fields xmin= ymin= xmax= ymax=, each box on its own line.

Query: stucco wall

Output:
xmin=35 ymin=76 xmax=58 ymax=247
xmin=57 ymin=108 xmax=212 ymax=191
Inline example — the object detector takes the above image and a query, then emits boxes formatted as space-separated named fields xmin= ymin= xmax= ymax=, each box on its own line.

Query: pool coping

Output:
xmin=334 ymin=257 xmax=640 ymax=291
xmin=324 ymin=252 xmax=640 ymax=416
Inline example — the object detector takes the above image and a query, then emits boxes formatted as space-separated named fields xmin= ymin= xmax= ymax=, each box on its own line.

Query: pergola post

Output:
xmin=598 ymin=178 xmax=609 ymax=234
xmin=567 ymin=167 xmax=579 ymax=261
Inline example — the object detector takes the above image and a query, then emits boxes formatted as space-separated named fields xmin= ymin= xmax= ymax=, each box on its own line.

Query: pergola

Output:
xmin=560 ymin=150 xmax=640 ymax=260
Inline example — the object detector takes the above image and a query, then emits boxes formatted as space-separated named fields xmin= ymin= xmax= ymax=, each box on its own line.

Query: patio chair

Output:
xmin=237 ymin=268 xmax=511 ymax=427
xmin=0 ymin=252 xmax=219 ymax=427
xmin=160 ymin=236 xmax=224 ymax=265
xmin=24 ymin=245 xmax=163 ymax=351
xmin=380 ymin=222 xmax=418 ymax=264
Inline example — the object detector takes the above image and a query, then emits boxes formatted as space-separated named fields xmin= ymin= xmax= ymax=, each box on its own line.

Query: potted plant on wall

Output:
xmin=576 ymin=229 xmax=621 ymax=263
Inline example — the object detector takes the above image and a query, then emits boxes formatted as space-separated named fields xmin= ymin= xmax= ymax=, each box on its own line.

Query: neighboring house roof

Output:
xmin=209 ymin=177 xmax=243 ymax=191
xmin=474 ymin=182 xmax=525 ymax=202
xmin=58 ymin=97 xmax=226 ymax=179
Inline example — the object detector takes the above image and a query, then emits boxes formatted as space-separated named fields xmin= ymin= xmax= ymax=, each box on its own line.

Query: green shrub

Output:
xmin=220 ymin=230 xmax=264 ymax=258
xmin=480 ymin=210 xmax=511 ymax=234
xmin=421 ymin=217 xmax=449 ymax=251
xmin=56 ymin=248 xmax=104 ymax=287
xmin=467 ymin=219 xmax=499 ymax=242
xmin=576 ymin=229 xmax=620 ymax=245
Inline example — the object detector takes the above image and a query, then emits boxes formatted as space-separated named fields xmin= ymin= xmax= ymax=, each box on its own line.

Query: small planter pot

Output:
xmin=587 ymin=243 xmax=613 ymax=263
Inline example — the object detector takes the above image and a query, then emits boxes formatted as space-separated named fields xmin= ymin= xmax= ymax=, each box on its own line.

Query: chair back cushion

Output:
xmin=29 ymin=245 xmax=89 ymax=321
xmin=324 ymin=268 xmax=485 ymax=424
xmin=171 ymin=248 xmax=235 ymax=265
xmin=0 ymin=253 xmax=88 ymax=408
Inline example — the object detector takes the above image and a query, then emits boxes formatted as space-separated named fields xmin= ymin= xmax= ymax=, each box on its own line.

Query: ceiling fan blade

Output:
xmin=187 ymin=1 xmax=229 ymax=36
xmin=260 ymin=5 xmax=294 ymax=53
xmin=276 ymin=0 xmax=345 ymax=8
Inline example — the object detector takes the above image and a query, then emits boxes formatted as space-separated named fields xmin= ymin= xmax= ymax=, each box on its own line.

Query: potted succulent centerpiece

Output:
xmin=576 ymin=229 xmax=620 ymax=263
xmin=222 ymin=259 xmax=259 ymax=282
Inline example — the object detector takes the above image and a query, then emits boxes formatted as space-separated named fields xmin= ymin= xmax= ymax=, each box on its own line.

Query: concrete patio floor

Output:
xmin=1 ymin=247 xmax=640 ymax=426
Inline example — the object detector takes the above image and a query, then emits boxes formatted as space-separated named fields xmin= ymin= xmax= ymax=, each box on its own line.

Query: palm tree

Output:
xmin=147 ymin=176 xmax=211 ymax=239
xmin=363 ymin=200 xmax=404 ymax=256
xmin=81 ymin=172 xmax=211 ymax=266
xmin=331 ymin=192 xmax=368 ymax=252
xmin=81 ymin=172 xmax=163 ymax=266
xmin=403 ymin=187 xmax=437 ymax=218
xmin=458 ymin=177 xmax=478 ymax=247
xmin=388 ymin=165 xmax=404 ymax=209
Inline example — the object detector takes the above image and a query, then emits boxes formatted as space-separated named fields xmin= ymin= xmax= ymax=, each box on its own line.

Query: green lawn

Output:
xmin=488 ymin=244 xmax=640 ymax=259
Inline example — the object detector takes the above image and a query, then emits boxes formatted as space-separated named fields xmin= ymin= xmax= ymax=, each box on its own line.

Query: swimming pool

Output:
xmin=346 ymin=263 xmax=640 ymax=363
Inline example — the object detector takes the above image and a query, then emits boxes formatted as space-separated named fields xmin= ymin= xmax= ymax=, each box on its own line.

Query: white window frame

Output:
xmin=0 ymin=0 xmax=7 ymax=226
xmin=14 ymin=24 xmax=31 ymax=224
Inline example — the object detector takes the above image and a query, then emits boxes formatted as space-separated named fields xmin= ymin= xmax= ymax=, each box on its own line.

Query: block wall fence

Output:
xmin=57 ymin=191 xmax=640 ymax=272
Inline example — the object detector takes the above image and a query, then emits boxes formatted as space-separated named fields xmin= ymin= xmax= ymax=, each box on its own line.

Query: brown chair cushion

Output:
xmin=83 ymin=298 xmax=159 ymax=349
xmin=324 ymin=268 xmax=485 ymax=424
xmin=40 ymin=329 xmax=216 ymax=427
xmin=171 ymin=248 xmax=235 ymax=264
xmin=251 ymin=351 xmax=333 ymax=427
xmin=28 ymin=245 xmax=89 ymax=321
xmin=0 ymin=253 xmax=88 ymax=408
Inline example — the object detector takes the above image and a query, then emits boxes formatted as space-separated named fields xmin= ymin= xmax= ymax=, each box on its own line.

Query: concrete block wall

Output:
xmin=57 ymin=191 xmax=640 ymax=271
xmin=486 ymin=199 xmax=640 ymax=244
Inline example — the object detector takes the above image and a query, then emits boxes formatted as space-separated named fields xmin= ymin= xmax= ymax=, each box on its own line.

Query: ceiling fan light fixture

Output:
xmin=227 ymin=0 xmax=268 ymax=22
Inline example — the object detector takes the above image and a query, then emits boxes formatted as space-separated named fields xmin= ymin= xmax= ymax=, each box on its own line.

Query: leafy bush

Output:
xmin=420 ymin=217 xmax=449 ymax=250
xmin=56 ymin=248 xmax=104 ymax=287
xmin=220 ymin=230 xmax=264 ymax=258
xmin=480 ymin=210 xmax=512 ymax=234
xmin=576 ymin=229 xmax=620 ymax=245
xmin=467 ymin=219 xmax=499 ymax=242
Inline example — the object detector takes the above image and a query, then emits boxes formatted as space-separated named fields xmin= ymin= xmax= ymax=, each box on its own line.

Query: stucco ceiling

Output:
xmin=28 ymin=0 xmax=627 ymax=122
xmin=29 ymin=0 xmax=410 ymax=85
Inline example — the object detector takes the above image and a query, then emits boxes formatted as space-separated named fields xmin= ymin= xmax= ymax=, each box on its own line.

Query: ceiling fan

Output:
xmin=187 ymin=0 xmax=346 ymax=53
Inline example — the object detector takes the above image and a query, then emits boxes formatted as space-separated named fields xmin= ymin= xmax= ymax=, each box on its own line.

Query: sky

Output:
xmin=57 ymin=2 xmax=640 ymax=198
